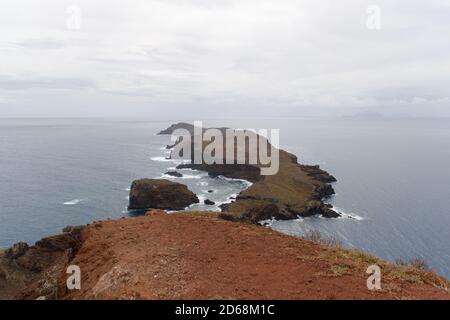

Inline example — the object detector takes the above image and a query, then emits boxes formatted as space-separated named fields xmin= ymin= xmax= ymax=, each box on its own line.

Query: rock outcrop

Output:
xmin=128 ymin=179 xmax=199 ymax=211
xmin=164 ymin=171 xmax=183 ymax=177
xmin=0 ymin=225 xmax=85 ymax=299
xmin=299 ymin=165 xmax=337 ymax=183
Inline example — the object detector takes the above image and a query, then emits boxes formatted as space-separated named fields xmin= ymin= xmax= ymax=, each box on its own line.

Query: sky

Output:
xmin=0 ymin=0 xmax=449 ymax=119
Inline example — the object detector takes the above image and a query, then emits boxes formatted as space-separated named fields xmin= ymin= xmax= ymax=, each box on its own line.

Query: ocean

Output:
xmin=1 ymin=117 xmax=449 ymax=279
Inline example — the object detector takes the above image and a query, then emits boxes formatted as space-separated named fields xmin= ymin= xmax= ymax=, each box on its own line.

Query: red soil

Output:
xmin=60 ymin=211 xmax=449 ymax=300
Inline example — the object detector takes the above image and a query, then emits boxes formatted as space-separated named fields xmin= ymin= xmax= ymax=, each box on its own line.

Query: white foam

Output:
xmin=160 ymin=174 xmax=176 ymax=179
xmin=173 ymin=159 xmax=192 ymax=165
xmin=178 ymin=167 xmax=200 ymax=172
xmin=215 ymin=193 xmax=238 ymax=207
xmin=331 ymin=206 xmax=365 ymax=221
xmin=216 ymin=175 xmax=253 ymax=188
xmin=151 ymin=156 xmax=191 ymax=167
xmin=63 ymin=199 xmax=84 ymax=206
xmin=150 ymin=156 xmax=172 ymax=162
xmin=259 ymin=218 xmax=276 ymax=227
xmin=181 ymin=175 xmax=202 ymax=179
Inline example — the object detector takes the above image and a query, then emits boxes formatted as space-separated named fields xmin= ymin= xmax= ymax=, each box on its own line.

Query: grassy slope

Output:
xmin=224 ymin=149 xmax=317 ymax=215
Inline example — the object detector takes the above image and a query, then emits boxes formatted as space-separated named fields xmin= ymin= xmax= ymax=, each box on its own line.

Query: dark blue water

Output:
xmin=0 ymin=118 xmax=248 ymax=246
xmin=1 ymin=118 xmax=449 ymax=279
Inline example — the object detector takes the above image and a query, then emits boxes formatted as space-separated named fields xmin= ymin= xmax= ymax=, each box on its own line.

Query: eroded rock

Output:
xmin=165 ymin=171 xmax=183 ymax=178
xmin=128 ymin=179 xmax=199 ymax=211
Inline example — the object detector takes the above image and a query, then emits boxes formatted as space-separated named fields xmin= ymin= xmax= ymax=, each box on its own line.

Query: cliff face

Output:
xmin=2 ymin=211 xmax=448 ymax=300
xmin=0 ymin=226 xmax=84 ymax=299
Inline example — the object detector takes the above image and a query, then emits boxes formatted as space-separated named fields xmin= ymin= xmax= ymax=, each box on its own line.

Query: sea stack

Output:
xmin=128 ymin=179 xmax=199 ymax=211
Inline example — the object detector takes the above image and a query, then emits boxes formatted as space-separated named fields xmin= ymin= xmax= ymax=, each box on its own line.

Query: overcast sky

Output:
xmin=0 ymin=0 xmax=449 ymax=118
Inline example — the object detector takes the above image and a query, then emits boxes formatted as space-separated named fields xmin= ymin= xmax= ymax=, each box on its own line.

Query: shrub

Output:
xmin=303 ymin=230 xmax=342 ymax=247
xmin=395 ymin=258 xmax=430 ymax=271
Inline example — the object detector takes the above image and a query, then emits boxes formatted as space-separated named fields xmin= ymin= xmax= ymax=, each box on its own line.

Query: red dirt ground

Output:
xmin=60 ymin=211 xmax=449 ymax=300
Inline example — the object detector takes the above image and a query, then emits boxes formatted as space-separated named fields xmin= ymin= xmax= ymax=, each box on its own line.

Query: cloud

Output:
xmin=0 ymin=75 xmax=95 ymax=90
xmin=12 ymin=38 xmax=66 ymax=49
xmin=0 ymin=0 xmax=449 ymax=117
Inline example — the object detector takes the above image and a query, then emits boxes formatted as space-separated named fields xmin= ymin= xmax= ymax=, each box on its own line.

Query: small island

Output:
xmin=159 ymin=122 xmax=340 ymax=222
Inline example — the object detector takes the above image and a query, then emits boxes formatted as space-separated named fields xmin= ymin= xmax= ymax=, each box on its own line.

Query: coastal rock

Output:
xmin=0 ymin=225 xmax=86 ymax=299
xmin=219 ymin=204 xmax=279 ymax=223
xmin=165 ymin=171 xmax=183 ymax=178
xmin=245 ymin=204 xmax=279 ymax=223
xmin=35 ymin=226 xmax=85 ymax=253
xmin=5 ymin=242 xmax=29 ymax=259
xmin=300 ymin=165 xmax=337 ymax=183
xmin=128 ymin=179 xmax=199 ymax=211
xmin=313 ymin=183 xmax=335 ymax=199
xmin=204 ymin=199 xmax=215 ymax=205
xmin=296 ymin=201 xmax=340 ymax=218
